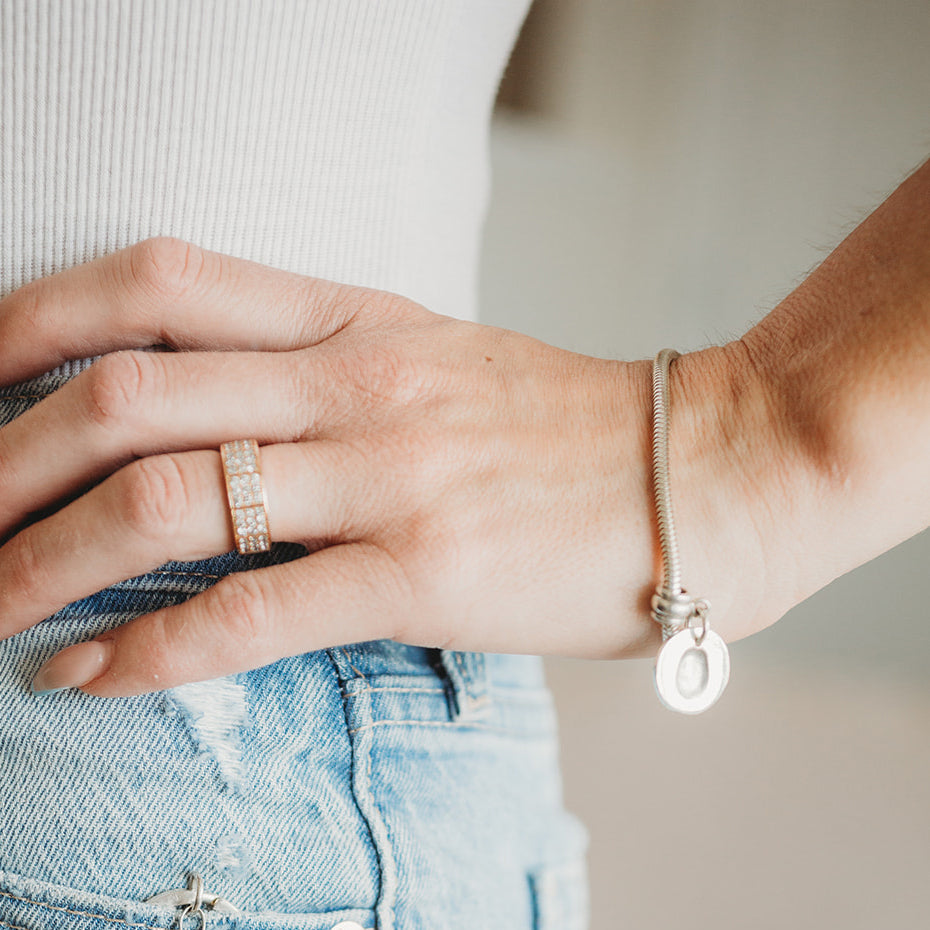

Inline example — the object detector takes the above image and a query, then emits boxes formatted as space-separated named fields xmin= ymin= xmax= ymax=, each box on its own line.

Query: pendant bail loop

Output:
xmin=687 ymin=597 xmax=711 ymax=647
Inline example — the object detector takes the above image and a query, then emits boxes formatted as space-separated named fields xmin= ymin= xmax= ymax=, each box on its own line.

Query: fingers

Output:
xmin=36 ymin=542 xmax=415 ymax=697
xmin=0 ymin=348 xmax=347 ymax=533
xmin=0 ymin=440 xmax=379 ymax=638
xmin=0 ymin=237 xmax=370 ymax=383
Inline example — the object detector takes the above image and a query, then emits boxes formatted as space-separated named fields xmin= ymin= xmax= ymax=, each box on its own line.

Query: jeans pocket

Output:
xmin=528 ymin=856 xmax=590 ymax=930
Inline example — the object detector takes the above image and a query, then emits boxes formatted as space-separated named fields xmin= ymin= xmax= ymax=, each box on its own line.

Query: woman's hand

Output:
xmin=0 ymin=238 xmax=795 ymax=697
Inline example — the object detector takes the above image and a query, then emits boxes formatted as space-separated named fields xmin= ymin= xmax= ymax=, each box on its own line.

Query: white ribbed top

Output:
xmin=0 ymin=0 xmax=530 ymax=321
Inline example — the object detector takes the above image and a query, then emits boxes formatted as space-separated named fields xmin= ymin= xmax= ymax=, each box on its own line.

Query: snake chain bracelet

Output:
xmin=649 ymin=348 xmax=730 ymax=714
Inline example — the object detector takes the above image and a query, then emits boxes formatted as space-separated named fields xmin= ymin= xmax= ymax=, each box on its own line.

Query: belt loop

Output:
xmin=437 ymin=650 xmax=490 ymax=721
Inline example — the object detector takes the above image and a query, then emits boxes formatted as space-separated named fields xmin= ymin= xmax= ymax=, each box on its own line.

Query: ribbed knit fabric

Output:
xmin=0 ymin=0 xmax=530 ymax=322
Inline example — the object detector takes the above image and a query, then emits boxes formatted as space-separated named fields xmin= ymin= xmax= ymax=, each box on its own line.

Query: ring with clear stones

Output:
xmin=220 ymin=439 xmax=272 ymax=554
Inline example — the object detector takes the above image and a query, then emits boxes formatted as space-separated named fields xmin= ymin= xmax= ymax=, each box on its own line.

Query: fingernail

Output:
xmin=31 ymin=640 xmax=113 ymax=695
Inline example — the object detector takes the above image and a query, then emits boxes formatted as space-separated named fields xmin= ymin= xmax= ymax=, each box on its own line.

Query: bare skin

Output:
xmin=0 ymin=157 xmax=927 ymax=698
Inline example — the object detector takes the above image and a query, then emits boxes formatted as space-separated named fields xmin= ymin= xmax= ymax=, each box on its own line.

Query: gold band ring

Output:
xmin=220 ymin=439 xmax=271 ymax=554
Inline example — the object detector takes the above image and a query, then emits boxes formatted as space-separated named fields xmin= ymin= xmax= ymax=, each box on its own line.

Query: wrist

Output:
xmin=650 ymin=340 xmax=814 ymax=644
xmin=739 ymin=287 xmax=930 ymax=608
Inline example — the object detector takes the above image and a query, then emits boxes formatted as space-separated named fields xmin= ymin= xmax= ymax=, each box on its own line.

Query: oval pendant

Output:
xmin=654 ymin=627 xmax=730 ymax=714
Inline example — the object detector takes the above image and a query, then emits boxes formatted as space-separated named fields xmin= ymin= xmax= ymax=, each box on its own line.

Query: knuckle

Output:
xmin=373 ymin=541 xmax=417 ymax=606
xmin=343 ymin=342 xmax=428 ymax=408
xmin=357 ymin=542 xmax=421 ymax=643
xmin=379 ymin=427 xmax=448 ymax=506
xmin=4 ymin=530 xmax=49 ymax=602
xmin=127 ymin=236 xmax=206 ymax=303
xmin=276 ymin=356 xmax=319 ymax=438
xmin=397 ymin=508 xmax=451 ymax=583
xmin=118 ymin=454 xmax=192 ymax=539
xmin=293 ymin=277 xmax=356 ymax=343
xmin=2 ymin=280 xmax=47 ymax=335
xmin=208 ymin=573 xmax=272 ymax=652
xmin=85 ymin=350 xmax=157 ymax=429
xmin=0 ymin=431 xmax=21 ymax=496
xmin=352 ymin=286 xmax=416 ymax=324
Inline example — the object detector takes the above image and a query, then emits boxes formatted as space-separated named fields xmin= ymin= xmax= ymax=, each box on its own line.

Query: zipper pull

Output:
xmin=145 ymin=873 xmax=241 ymax=928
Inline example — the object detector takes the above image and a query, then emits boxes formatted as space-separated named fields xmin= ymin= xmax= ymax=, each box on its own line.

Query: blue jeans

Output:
xmin=0 ymin=361 xmax=590 ymax=930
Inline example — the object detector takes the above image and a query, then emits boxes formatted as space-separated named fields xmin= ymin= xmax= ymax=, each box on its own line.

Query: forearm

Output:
xmin=641 ymin=158 xmax=930 ymax=650
xmin=742 ymin=157 xmax=930 ymax=597
xmin=667 ymin=157 xmax=930 ymax=646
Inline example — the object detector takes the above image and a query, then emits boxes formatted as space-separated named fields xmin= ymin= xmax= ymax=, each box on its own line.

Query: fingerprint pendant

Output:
xmin=654 ymin=627 xmax=730 ymax=714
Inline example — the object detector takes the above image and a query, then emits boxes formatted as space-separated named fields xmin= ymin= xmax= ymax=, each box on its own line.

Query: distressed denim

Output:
xmin=0 ymin=360 xmax=591 ymax=930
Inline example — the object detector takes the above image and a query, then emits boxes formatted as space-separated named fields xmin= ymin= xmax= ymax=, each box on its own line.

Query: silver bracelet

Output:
xmin=650 ymin=348 xmax=730 ymax=714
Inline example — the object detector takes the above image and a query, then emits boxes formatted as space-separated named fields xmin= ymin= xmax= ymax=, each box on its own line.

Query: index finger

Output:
xmin=0 ymin=237 xmax=360 ymax=384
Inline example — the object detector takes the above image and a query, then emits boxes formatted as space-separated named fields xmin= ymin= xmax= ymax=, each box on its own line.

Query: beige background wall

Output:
xmin=480 ymin=2 xmax=930 ymax=927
